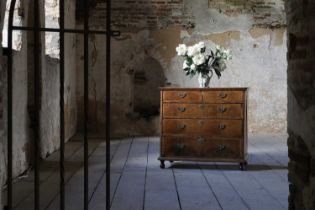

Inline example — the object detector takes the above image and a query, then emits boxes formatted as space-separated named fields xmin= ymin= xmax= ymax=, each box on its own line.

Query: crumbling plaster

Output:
xmin=78 ymin=0 xmax=287 ymax=137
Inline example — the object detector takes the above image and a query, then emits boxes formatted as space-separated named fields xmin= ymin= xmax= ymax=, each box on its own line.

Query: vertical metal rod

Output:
xmin=59 ymin=0 xmax=65 ymax=209
xmin=105 ymin=0 xmax=111 ymax=209
xmin=84 ymin=0 xmax=89 ymax=209
xmin=34 ymin=0 xmax=41 ymax=209
xmin=7 ymin=0 xmax=16 ymax=209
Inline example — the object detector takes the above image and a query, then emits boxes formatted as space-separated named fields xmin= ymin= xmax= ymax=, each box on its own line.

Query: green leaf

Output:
xmin=213 ymin=66 xmax=221 ymax=78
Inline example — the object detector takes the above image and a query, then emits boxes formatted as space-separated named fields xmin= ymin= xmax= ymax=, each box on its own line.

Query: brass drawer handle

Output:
xmin=218 ymin=106 xmax=227 ymax=113
xmin=217 ymin=124 xmax=226 ymax=130
xmin=216 ymin=144 xmax=227 ymax=153
xmin=178 ymin=92 xmax=187 ymax=98
xmin=176 ymin=143 xmax=185 ymax=149
xmin=197 ymin=137 xmax=205 ymax=143
xmin=219 ymin=92 xmax=227 ymax=99
xmin=176 ymin=124 xmax=186 ymax=129
xmin=178 ymin=107 xmax=186 ymax=112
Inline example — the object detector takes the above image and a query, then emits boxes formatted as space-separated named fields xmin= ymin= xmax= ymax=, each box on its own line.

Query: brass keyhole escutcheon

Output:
xmin=178 ymin=92 xmax=187 ymax=99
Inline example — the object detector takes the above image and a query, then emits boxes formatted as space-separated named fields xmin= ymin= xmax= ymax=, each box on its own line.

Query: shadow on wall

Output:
xmin=132 ymin=57 xmax=166 ymax=119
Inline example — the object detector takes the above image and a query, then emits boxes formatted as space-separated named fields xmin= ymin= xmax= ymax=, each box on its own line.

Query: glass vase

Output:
xmin=198 ymin=73 xmax=211 ymax=88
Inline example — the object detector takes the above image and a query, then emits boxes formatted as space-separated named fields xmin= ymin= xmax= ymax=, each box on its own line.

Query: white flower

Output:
xmin=176 ymin=44 xmax=187 ymax=56
xmin=191 ymin=64 xmax=197 ymax=70
xmin=183 ymin=60 xmax=189 ymax=69
xmin=224 ymin=49 xmax=232 ymax=60
xmin=192 ymin=53 xmax=206 ymax=65
xmin=187 ymin=45 xmax=199 ymax=57
xmin=196 ymin=42 xmax=205 ymax=52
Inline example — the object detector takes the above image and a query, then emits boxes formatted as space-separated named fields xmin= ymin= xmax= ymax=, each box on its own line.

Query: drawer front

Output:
xmin=163 ymin=119 xmax=243 ymax=138
xmin=203 ymin=91 xmax=244 ymax=103
xmin=162 ymin=136 xmax=242 ymax=159
xmin=199 ymin=139 xmax=242 ymax=159
xmin=163 ymin=103 xmax=243 ymax=119
xmin=163 ymin=91 xmax=202 ymax=103
xmin=162 ymin=136 xmax=200 ymax=157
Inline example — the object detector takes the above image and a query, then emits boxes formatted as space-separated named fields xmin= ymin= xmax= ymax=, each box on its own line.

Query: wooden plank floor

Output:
xmin=3 ymin=134 xmax=289 ymax=210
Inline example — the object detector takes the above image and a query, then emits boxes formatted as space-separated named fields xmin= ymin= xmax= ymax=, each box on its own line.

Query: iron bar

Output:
xmin=11 ymin=26 xmax=120 ymax=36
xmin=7 ymin=0 xmax=16 ymax=209
xmin=33 ymin=0 xmax=41 ymax=209
xmin=106 ymin=0 xmax=112 ymax=209
xmin=59 ymin=0 xmax=65 ymax=209
xmin=84 ymin=0 xmax=89 ymax=209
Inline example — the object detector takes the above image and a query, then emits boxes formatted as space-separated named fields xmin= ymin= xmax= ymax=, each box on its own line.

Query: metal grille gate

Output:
xmin=6 ymin=0 xmax=118 ymax=209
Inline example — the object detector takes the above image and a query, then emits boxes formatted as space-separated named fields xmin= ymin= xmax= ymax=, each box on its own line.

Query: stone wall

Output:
xmin=76 ymin=0 xmax=287 ymax=137
xmin=286 ymin=0 xmax=315 ymax=209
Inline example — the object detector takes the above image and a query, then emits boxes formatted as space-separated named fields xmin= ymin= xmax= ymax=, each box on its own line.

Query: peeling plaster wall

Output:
xmin=78 ymin=0 xmax=287 ymax=137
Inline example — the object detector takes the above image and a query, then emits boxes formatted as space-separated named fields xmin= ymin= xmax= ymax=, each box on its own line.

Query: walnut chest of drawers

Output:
xmin=159 ymin=87 xmax=248 ymax=170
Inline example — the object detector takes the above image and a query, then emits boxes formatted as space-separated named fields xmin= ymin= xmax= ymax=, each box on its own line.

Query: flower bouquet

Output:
xmin=176 ymin=42 xmax=232 ymax=87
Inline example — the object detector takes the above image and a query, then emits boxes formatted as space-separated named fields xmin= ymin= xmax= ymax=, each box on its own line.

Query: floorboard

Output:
xmin=144 ymin=137 xmax=181 ymax=210
xmin=110 ymin=137 xmax=149 ymax=210
xmin=172 ymin=164 xmax=222 ymax=210
xmin=218 ymin=164 xmax=286 ymax=210
xmin=201 ymin=164 xmax=249 ymax=210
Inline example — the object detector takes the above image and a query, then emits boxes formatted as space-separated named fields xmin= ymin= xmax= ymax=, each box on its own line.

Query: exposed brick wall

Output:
xmin=208 ymin=0 xmax=285 ymax=28
xmin=88 ymin=0 xmax=195 ymax=31
xmin=84 ymin=0 xmax=285 ymax=31
xmin=286 ymin=0 xmax=315 ymax=209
